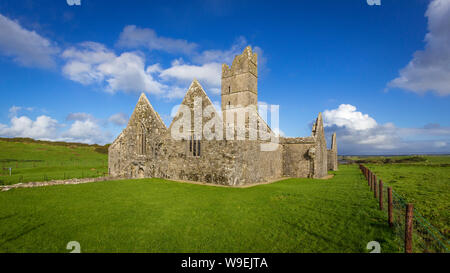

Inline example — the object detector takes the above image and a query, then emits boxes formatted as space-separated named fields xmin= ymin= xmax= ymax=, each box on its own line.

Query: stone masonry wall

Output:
xmin=281 ymin=137 xmax=315 ymax=178
xmin=109 ymin=93 xmax=167 ymax=178
xmin=327 ymin=132 xmax=338 ymax=171
xmin=311 ymin=113 xmax=328 ymax=178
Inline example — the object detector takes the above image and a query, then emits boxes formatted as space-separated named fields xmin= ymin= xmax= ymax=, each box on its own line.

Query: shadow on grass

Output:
xmin=0 ymin=214 xmax=17 ymax=221
xmin=281 ymin=218 xmax=349 ymax=251
xmin=0 ymin=213 xmax=45 ymax=248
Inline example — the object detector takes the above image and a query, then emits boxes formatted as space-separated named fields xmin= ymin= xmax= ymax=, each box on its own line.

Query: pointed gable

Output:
xmin=312 ymin=112 xmax=324 ymax=138
xmin=168 ymin=79 xmax=222 ymax=136
xmin=120 ymin=92 xmax=167 ymax=144
xmin=127 ymin=93 xmax=166 ymax=129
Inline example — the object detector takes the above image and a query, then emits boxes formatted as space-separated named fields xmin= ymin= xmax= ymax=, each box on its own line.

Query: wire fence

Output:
xmin=359 ymin=164 xmax=449 ymax=253
xmin=0 ymin=159 xmax=108 ymax=185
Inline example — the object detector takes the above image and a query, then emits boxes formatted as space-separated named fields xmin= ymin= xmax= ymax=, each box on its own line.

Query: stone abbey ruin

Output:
xmin=108 ymin=46 xmax=338 ymax=186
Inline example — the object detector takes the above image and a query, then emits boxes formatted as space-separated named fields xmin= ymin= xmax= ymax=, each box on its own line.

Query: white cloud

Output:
xmin=99 ymin=52 xmax=166 ymax=94
xmin=323 ymin=104 xmax=450 ymax=154
xmin=192 ymin=36 xmax=248 ymax=64
xmin=66 ymin=112 xmax=95 ymax=122
xmin=116 ymin=33 xmax=266 ymax=98
xmin=108 ymin=112 xmax=128 ymax=126
xmin=8 ymin=106 xmax=22 ymax=117
xmin=160 ymin=62 xmax=222 ymax=88
xmin=434 ymin=141 xmax=447 ymax=148
xmin=388 ymin=0 xmax=450 ymax=96
xmin=146 ymin=63 xmax=163 ymax=74
xmin=0 ymin=110 xmax=113 ymax=145
xmin=61 ymin=42 xmax=114 ymax=85
xmin=323 ymin=104 xmax=377 ymax=131
xmin=164 ymin=86 xmax=188 ymax=100
xmin=117 ymin=25 xmax=198 ymax=54
xmin=193 ymin=37 xmax=267 ymax=72
xmin=61 ymin=119 xmax=111 ymax=145
xmin=8 ymin=105 xmax=33 ymax=117
xmin=62 ymin=42 xmax=166 ymax=95
xmin=0 ymin=13 xmax=59 ymax=68
xmin=61 ymin=33 xmax=266 ymax=101
xmin=0 ymin=115 xmax=59 ymax=139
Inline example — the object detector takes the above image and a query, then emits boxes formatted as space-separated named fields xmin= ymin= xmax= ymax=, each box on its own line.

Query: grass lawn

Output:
xmin=349 ymin=155 xmax=450 ymax=237
xmin=0 ymin=139 xmax=108 ymax=185
xmin=0 ymin=165 xmax=398 ymax=253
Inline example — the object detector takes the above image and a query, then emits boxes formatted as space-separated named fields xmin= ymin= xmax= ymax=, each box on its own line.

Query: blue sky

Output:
xmin=0 ymin=0 xmax=449 ymax=155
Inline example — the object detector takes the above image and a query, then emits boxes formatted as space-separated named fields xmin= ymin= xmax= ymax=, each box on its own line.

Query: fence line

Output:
xmin=359 ymin=164 xmax=449 ymax=253
xmin=0 ymin=160 xmax=108 ymax=186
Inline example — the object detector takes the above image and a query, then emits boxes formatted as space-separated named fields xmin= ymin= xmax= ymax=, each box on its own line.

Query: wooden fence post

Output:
xmin=369 ymin=171 xmax=372 ymax=189
xmin=379 ymin=180 xmax=383 ymax=210
xmin=405 ymin=203 xmax=414 ymax=253
xmin=374 ymin=178 xmax=377 ymax=199
xmin=366 ymin=169 xmax=369 ymax=184
xmin=371 ymin=173 xmax=374 ymax=191
xmin=388 ymin=187 xmax=393 ymax=227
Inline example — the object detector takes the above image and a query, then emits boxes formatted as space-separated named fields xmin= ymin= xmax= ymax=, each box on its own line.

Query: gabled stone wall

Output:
xmin=311 ymin=113 xmax=328 ymax=178
xmin=108 ymin=93 xmax=167 ymax=178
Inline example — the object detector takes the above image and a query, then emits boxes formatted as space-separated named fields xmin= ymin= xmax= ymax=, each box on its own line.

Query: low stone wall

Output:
xmin=0 ymin=176 xmax=122 ymax=192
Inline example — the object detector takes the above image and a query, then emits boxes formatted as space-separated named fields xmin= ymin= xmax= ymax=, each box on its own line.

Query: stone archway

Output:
xmin=138 ymin=167 xmax=145 ymax=178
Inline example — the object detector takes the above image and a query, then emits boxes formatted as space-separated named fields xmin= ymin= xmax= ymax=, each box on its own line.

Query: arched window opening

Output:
xmin=187 ymin=135 xmax=201 ymax=157
xmin=139 ymin=124 xmax=146 ymax=155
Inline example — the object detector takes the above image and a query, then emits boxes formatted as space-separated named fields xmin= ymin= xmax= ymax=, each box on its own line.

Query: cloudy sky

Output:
xmin=0 ymin=0 xmax=449 ymax=155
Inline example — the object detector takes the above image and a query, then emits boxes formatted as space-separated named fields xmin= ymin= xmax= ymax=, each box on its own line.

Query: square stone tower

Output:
xmin=221 ymin=46 xmax=258 ymax=111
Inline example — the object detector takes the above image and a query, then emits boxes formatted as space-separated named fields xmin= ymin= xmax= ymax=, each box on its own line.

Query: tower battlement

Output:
xmin=221 ymin=46 xmax=258 ymax=111
xmin=222 ymin=46 xmax=258 ymax=79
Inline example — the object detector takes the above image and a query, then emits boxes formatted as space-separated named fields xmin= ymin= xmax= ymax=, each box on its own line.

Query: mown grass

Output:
xmin=0 ymin=139 xmax=108 ymax=185
xmin=0 ymin=165 xmax=398 ymax=253
xmin=348 ymin=155 xmax=450 ymax=238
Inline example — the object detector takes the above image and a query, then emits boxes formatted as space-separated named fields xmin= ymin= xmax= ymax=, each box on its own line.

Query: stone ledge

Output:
xmin=0 ymin=176 xmax=123 ymax=192
xmin=280 ymin=137 xmax=316 ymax=144
xmin=0 ymin=174 xmax=335 ymax=191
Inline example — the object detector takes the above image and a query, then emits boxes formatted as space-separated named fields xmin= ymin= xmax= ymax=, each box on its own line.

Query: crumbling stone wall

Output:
xmin=327 ymin=132 xmax=338 ymax=171
xmin=281 ymin=137 xmax=315 ymax=178
xmin=311 ymin=113 xmax=328 ymax=178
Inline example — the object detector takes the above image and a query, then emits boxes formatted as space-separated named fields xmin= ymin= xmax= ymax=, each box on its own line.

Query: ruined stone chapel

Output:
xmin=108 ymin=46 xmax=338 ymax=186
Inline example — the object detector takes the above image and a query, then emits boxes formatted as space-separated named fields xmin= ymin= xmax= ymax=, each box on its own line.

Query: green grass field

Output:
xmin=0 ymin=165 xmax=398 ymax=253
xmin=346 ymin=155 xmax=450 ymax=237
xmin=0 ymin=138 xmax=108 ymax=185
xmin=0 ymin=139 xmax=448 ymax=252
